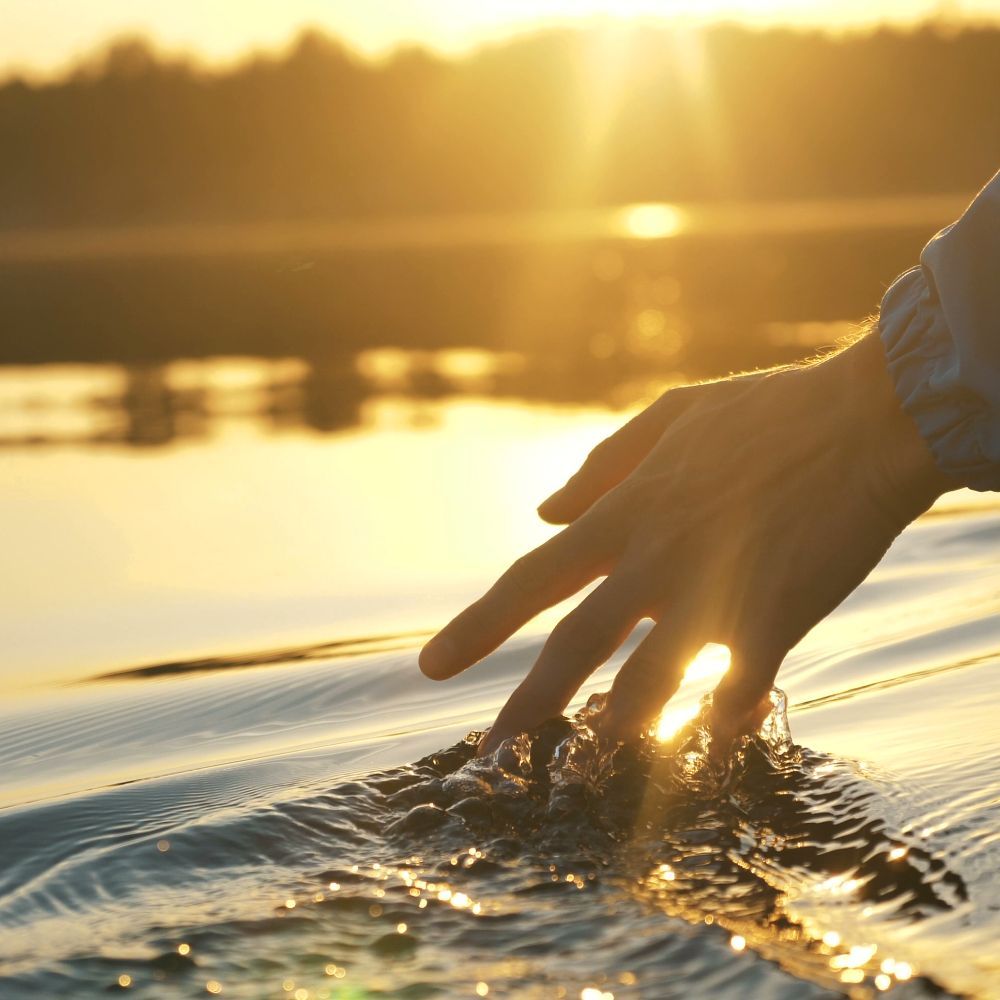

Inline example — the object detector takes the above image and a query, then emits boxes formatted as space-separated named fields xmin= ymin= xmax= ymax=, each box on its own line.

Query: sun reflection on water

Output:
xmin=617 ymin=202 xmax=686 ymax=239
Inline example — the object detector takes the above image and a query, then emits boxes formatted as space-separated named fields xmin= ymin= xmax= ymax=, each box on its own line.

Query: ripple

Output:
xmin=0 ymin=688 xmax=965 ymax=998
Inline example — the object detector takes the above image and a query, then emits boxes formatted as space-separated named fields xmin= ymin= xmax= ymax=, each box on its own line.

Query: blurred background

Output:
xmin=4 ymin=1 xmax=1000 ymax=690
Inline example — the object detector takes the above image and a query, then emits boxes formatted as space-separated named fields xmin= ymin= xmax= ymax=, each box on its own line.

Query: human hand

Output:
xmin=420 ymin=331 xmax=955 ymax=755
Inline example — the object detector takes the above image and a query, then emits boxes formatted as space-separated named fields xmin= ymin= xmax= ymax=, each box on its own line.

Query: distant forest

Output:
xmin=2 ymin=23 xmax=1000 ymax=230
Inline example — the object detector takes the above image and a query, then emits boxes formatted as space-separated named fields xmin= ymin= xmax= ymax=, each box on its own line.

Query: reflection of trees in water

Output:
xmin=0 ymin=221 xmax=942 ymax=452
xmin=298 ymin=360 xmax=367 ymax=434
xmin=0 ymin=342 xmax=784 ymax=449
xmin=0 ymin=313 xmax=871 ymax=450
xmin=0 ymin=227 xmax=933 ymax=370
xmin=118 ymin=366 xmax=206 ymax=446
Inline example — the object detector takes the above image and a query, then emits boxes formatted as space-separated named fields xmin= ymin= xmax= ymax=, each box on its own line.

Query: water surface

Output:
xmin=3 ymin=366 xmax=1000 ymax=998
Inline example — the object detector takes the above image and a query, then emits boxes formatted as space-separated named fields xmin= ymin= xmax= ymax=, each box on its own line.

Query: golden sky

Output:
xmin=2 ymin=0 xmax=997 ymax=77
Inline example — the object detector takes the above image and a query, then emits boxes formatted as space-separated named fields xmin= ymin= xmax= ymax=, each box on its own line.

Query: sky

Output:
xmin=1 ymin=0 xmax=997 ymax=78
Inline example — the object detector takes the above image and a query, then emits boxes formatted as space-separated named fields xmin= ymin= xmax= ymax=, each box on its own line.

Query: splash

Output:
xmin=482 ymin=686 xmax=797 ymax=805
xmin=371 ymin=686 xmax=957 ymax=997
xmin=2 ymin=686 xmax=962 ymax=999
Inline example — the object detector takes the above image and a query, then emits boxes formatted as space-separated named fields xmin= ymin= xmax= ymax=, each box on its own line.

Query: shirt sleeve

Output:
xmin=879 ymin=169 xmax=1000 ymax=491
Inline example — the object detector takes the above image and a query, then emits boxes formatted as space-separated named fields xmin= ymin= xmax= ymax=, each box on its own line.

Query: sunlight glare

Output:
xmin=617 ymin=202 xmax=686 ymax=239
xmin=684 ymin=642 xmax=731 ymax=682
xmin=654 ymin=643 xmax=730 ymax=740
xmin=655 ymin=703 xmax=700 ymax=741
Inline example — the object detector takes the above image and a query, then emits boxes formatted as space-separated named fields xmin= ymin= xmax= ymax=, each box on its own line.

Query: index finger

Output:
xmin=419 ymin=516 xmax=614 ymax=680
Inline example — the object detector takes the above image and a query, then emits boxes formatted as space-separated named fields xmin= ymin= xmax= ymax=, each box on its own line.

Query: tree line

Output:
xmin=2 ymin=22 xmax=999 ymax=231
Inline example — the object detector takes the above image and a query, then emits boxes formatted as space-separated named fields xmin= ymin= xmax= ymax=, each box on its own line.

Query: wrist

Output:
xmin=827 ymin=329 xmax=957 ymax=519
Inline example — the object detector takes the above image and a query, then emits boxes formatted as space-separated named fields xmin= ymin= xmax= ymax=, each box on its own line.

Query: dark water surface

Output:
xmin=2 ymin=638 xmax=998 ymax=1000
xmin=0 ymin=693 xmax=962 ymax=999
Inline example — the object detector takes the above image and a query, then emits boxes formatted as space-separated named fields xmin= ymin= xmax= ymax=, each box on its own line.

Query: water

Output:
xmin=3 ymin=365 xmax=1000 ymax=999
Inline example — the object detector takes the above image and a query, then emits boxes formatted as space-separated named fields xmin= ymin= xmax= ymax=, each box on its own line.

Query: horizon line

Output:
xmin=2 ymin=9 xmax=997 ymax=87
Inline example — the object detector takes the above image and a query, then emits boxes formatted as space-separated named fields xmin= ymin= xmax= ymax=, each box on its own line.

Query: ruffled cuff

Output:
xmin=879 ymin=265 xmax=999 ymax=492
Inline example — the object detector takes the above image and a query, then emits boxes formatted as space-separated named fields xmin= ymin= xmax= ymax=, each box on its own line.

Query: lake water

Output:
xmin=2 ymin=358 xmax=1000 ymax=999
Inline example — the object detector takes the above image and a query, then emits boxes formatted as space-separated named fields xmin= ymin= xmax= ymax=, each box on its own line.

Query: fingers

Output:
xmin=478 ymin=570 xmax=646 ymax=754
xmin=595 ymin=611 xmax=705 ymax=742
xmin=538 ymin=388 xmax=692 ymax=524
xmin=419 ymin=516 xmax=614 ymax=681
xmin=708 ymin=646 xmax=783 ymax=743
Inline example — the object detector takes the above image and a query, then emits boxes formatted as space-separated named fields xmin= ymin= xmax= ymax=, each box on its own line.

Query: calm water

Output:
xmin=3 ymin=362 xmax=1000 ymax=999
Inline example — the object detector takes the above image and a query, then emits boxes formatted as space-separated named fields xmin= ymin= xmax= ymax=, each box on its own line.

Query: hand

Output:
xmin=420 ymin=331 xmax=955 ymax=755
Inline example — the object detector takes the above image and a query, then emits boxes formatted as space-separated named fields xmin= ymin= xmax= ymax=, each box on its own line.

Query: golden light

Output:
xmin=829 ymin=944 xmax=878 ymax=970
xmin=655 ymin=703 xmax=700 ymax=741
xmin=654 ymin=643 xmax=731 ymax=740
xmin=683 ymin=642 xmax=732 ymax=682
xmin=816 ymin=874 xmax=863 ymax=897
xmin=1 ymin=1 xmax=934 ymax=83
xmin=617 ymin=202 xmax=686 ymax=240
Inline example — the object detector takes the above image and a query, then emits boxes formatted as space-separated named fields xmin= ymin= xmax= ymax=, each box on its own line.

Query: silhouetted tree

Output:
xmin=1 ymin=23 xmax=998 ymax=230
